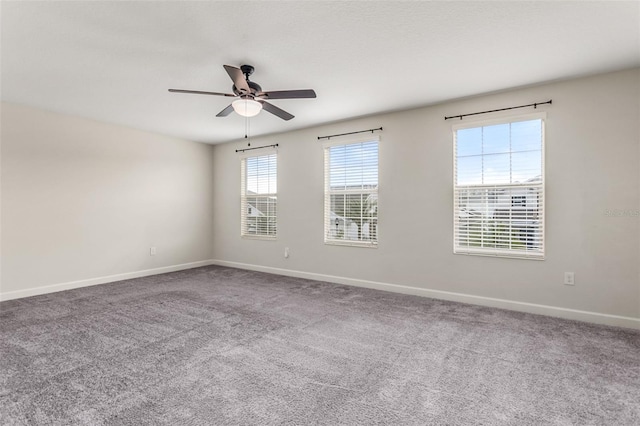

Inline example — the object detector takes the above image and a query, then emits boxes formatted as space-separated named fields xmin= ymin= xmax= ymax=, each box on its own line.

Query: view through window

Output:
xmin=241 ymin=153 xmax=277 ymax=238
xmin=324 ymin=139 xmax=379 ymax=246
xmin=454 ymin=117 xmax=544 ymax=258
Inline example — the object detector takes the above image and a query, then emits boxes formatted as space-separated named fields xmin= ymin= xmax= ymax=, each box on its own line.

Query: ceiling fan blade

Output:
xmin=168 ymin=89 xmax=235 ymax=97
xmin=259 ymin=101 xmax=294 ymax=121
xmin=223 ymin=65 xmax=251 ymax=95
xmin=258 ymin=89 xmax=317 ymax=100
xmin=216 ymin=104 xmax=235 ymax=117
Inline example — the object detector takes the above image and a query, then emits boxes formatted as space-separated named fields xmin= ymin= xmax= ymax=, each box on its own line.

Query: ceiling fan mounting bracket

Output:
xmin=240 ymin=64 xmax=255 ymax=78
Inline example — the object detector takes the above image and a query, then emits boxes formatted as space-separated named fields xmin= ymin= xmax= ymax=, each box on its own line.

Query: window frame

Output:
xmin=452 ymin=112 xmax=546 ymax=260
xmin=323 ymin=135 xmax=380 ymax=248
xmin=240 ymin=149 xmax=278 ymax=240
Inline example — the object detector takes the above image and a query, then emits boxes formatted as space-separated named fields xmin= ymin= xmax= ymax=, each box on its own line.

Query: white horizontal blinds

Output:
xmin=241 ymin=153 xmax=277 ymax=237
xmin=324 ymin=140 xmax=378 ymax=246
xmin=454 ymin=118 xmax=544 ymax=258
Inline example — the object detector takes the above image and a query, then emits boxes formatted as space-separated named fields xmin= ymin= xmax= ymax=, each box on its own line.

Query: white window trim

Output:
xmin=452 ymin=112 xmax=545 ymax=260
xmin=240 ymin=149 xmax=278 ymax=240
xmin=323 ymin=135 xmax=380 ymax=248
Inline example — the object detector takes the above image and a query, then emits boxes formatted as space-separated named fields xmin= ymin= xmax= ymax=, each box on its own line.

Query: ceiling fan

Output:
xmin=168 ymin=64 xmax=316 ymax=121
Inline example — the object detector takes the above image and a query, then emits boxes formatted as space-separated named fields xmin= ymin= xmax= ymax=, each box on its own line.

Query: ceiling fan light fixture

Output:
xmin=232 ymin=98 xmax=262 ymax=117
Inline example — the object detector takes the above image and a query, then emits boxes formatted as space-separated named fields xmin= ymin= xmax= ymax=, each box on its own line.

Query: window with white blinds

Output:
xmin=453 ymin=115 xmax=544 ymax=259
xmin=241 ymin=152 xmax=277 ymax=238
xmin=324 ymin=138 xmax=378 ymax=247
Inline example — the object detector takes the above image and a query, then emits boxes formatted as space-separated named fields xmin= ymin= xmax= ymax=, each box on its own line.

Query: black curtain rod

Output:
xmin=235 ymin=143 xmax=278 ymax=153
xmin=444 ymin=100 xmax=552 ymax=121
xmin=318 ymin=127 xmax=383 ymax=140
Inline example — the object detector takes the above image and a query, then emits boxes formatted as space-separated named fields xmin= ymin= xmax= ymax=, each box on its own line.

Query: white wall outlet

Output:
xmin=284 ymin=247 xmax=290 ymax=258
xmin=564 ymin=272 xmax=575 ymax=285
xmin=150 ymin=246 xmax=157 ymax=256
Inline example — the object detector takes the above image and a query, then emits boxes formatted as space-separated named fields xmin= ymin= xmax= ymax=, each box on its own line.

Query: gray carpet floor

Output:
xmin=1 ymin=266 xmax=639 ymax=425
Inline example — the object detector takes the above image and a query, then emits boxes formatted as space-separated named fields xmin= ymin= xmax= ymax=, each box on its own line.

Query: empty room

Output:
xmin=1 ymin=1 xmax=639 ymax=424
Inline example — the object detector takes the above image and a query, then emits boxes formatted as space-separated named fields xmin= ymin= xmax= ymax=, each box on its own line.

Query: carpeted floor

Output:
xmin=1 ymin=266 xmax=639 ymax=425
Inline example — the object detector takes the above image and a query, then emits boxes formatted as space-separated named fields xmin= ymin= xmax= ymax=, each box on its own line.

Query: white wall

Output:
xmin=1 ymin=103 xmax=215 ymax=297
xmin=212 ymin=68 xmax=640 ymax=321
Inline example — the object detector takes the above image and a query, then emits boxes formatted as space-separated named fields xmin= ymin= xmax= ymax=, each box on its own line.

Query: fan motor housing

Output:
xmin=233 ymin=80 xmax=262 ymax=96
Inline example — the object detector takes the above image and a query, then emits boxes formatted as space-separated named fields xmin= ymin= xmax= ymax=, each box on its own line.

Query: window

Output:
xmin=241 ymin=152 xmax=277 ymax=238
xmin=324 ymin=138 xmax=379 ymax=247
xmin=453 ymin=115 xmax=544 ymax=259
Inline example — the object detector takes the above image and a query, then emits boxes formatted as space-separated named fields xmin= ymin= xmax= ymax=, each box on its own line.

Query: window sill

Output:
xmin=325 ymin=240 xmax=378 ymax=249
xmin=454 ymin=247 xmax=544 ymax=260
xmin=242 ymin=235 xmax=277 ymax=241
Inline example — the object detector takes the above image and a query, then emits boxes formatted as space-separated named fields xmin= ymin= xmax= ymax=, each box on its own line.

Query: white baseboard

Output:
xmin=0 ymin=260 xmax=216 ymax=302
xmin=3 ymin=258 xmax=638 ymax=330
xmin=211 ymin=259 xmax=640 ymax=330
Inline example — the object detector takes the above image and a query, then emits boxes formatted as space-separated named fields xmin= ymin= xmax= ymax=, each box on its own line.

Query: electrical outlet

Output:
xmin=284 ymin=247 xmax=290 ymax=258
xmin=564 ymin=272 xmax=575 ymax=285
xmin=150 ymin=246 xmax=157 ymax=256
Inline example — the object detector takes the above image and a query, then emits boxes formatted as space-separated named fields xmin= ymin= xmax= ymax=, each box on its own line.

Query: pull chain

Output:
xmin=240 ymin=98 xmax=253 ymax=146
xmin=244 ymin=115 xmax=250 ymax=146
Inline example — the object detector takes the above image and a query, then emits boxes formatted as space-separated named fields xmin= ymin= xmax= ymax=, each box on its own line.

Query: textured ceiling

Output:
xmin=2 ymin=1 xmax=639 ymax=144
